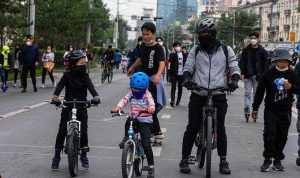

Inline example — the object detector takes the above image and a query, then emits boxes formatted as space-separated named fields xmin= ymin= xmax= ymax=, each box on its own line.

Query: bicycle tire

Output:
xmin=108 ymin=70 xmax=113 ymax=83
xmin=206 ymin=116 xmax=212 ymax=178
xmin=197 ymin=145 xmax=206 ymax=169
xmin=101 ymin=69 xmax=107 ymax=83
xmin=134 ymin=156 xmax=143 ymax=176
xmin=122 ymin=143 xmax=134 ymax=178
xmin=67 ymin=129 xmax=79 ymax=177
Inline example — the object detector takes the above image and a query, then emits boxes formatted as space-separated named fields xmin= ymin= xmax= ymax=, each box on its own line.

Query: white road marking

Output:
xmin=153 ymin=147 xmax=162 ymax=157
xmin=161 ymin=114 xmax=171 ymax=119
xmin=101 ymin=117 xmax=119 ymax=122
xmin=0 ymin=143 xmax=118 ymax=149
xmin=288 ymin=133 xmax=299 ymax=136
xmin=165 ymin=106 xmax=173 ymax=109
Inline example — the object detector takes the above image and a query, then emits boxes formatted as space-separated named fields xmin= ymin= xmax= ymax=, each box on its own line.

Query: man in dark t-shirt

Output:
xmin=128 ymin=22 xmax=166 ymax=139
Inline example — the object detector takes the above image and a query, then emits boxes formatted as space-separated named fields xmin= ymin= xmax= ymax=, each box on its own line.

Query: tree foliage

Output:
xmin=218 ymin=10 xmax=258 ymax=48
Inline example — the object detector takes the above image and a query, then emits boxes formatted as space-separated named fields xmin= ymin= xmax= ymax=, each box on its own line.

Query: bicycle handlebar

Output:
xmin=51 ymin=100 xmax=98 ymax=109
xmin=192 ymin=85 xmax=229 ymax=93
xmin=111 ymin=110 xmax=148 ymax=119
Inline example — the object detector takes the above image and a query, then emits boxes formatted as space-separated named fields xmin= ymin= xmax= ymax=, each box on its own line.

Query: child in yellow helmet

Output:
xmin=0 ymin=45 xmax=13 ymax=92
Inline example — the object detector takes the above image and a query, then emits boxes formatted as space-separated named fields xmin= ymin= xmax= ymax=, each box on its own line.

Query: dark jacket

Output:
xmin=169 ymin=51 xmax=187 ymax=76
xmin=128 ymin=44 xmax=141 ymax=73
xmin=239 ymin=44 xmax=270 ymax=80
xmin=0 ymin=53 xmax=13 ymax=68
xmin=19 ymin=44 xmax=40 ymax=65
xmin=103 ymin=49 xmax=114 ymax=61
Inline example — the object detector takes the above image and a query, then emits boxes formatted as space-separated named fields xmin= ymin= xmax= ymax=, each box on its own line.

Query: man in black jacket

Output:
xmin=169 ymin=42 xmax=187 ymax=107
xmin=239 ymin=31 xmax=270 ymax=122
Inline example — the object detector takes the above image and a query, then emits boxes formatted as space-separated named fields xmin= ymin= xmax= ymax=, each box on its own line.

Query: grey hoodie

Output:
xmin=184 ymin=44 xmax=240 ymax=96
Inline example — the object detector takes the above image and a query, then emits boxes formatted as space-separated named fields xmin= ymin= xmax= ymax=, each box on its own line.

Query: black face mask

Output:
xmin=72 ymin=65 xmax=86 ymax=76
xmin=198 ymin=32 xmax=217 ymax=51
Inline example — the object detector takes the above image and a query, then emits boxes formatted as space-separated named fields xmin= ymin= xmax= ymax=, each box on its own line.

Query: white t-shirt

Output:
xmin=177 ymin=52 xmax=184 ymax=75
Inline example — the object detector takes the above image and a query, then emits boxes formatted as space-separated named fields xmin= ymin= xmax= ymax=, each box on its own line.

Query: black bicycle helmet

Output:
xmin=64 ymin=50 xmax=86 ymax=69
xmin=194 ymin=18 xmax=217 ymax=34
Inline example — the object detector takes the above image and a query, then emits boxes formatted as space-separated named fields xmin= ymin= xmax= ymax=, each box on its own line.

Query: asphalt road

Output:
xmin=0 ymin=69 xmax=300 ymax=178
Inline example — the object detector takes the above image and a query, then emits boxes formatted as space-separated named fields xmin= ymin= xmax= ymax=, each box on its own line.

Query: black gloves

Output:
xmin=50 ymin=98 xmax=61 ymax=107
xmin=228 ymin=74 xmax=240 ymax=92
xmin=182 ymin=71 xmax=196 ymax=90
xmin=91 ymin=96 xmax=101 ymax=105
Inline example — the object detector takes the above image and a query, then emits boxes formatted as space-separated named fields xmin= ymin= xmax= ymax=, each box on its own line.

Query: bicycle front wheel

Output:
xmin=101 ymin=69 xmax=107 ymax=83
xmin=122 ymin=143 xmax=134 ymax=178
xmin=108 ymin=70 xmax=113 ymax=83
xmin=67 ymin=129 xmax=79 ymax=177
xmin=206 ymin=116 xmax=212 ymax=178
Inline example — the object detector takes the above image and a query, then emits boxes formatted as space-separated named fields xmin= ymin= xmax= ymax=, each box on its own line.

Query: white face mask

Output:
xmin=138 ymin=42 xmax=142 ymax=45
xmin=26 ymin=41 xmax=31 ymax=46
xmin=276 ymin=66 xmax=289 ymax=72
xmin=289 ymin=51 xmax=294 ymax=56
xmin=159 ymin=42 xmax=163 ymax=46
xmin=250 ymin=39 xmax=258 ymax=46
xmin=47 ymin=50 xmax=51 ymax=53
xmin=6 ymin=50 xmax=10 ymax=53
xmin=175 ymin=47 xmax=181 ymax=52
xmin=69 ymin=48 xmax=73 ymax=51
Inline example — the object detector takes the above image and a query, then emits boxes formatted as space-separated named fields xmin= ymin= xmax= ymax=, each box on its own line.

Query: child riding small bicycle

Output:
xmin=50 ymin=50 xmax=100 ymax=171
xmin=111 ymin=72 xmax=156 ymax=178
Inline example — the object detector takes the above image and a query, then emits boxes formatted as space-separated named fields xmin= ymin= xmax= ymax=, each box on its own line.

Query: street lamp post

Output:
xmin=28 ymin=0 xmax=35 ymax=35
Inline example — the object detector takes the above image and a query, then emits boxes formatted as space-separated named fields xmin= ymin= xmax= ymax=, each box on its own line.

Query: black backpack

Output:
xmin=195 ymin=43 xmax=229 ymax=72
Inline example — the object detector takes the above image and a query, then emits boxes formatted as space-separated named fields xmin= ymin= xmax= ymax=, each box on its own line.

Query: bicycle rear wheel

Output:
xmin=122 ymin=143 xmax=134 ymax=178
xmin=108 ymin=70 xmax=113 ymax=83
xmin=206 ymin=116 xmax=212 ymax=178
xmin=101 ymin=69 xmax=107 ymax=83
xmin=67 ymin=129 xmax=79 ymax=177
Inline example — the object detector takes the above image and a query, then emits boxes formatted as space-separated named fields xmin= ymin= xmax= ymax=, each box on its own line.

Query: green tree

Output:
xmin=218 ymin=10 xmax=258 ymax=48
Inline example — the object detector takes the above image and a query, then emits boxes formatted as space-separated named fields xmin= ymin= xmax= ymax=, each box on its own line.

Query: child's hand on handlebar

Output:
xmin=111 ymin=107 xmax=121 ymax=113
xmin=51 ymin=96 xmax=61 ymax=107
xmin=148 ymin=107 xmax=155 ymax=114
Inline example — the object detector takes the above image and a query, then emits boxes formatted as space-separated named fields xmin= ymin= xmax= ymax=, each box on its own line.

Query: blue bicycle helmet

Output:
xmin=130 ymin=72 xmax=149 ymax=90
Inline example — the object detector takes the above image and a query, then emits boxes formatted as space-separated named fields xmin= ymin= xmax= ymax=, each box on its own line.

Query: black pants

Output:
xmin=182 ymin=93 xmax=228 ymax=159
xmin=22 ymin=64 xmax=36 ymax=90
xmin=297 ymin=110 xmax=300 ymax=156
xmin=55 ymin=108 xmax=88 ymax=150
xmin=125 ymin=120 xmax=154 ymax=165
xmin=42 ymin=67 xmax=54 ymax=84
xmin=263 ymin=108 xmax=291 ymax=160
xmin=148 ymin=81 xmax=161 ymax=134
xmin=170 ymin=75 xmax=184 ymax=103
xmin=13 ymin=69 xmax=22 ymax=84
xmin=1 ymin=68 xmax=8 ymax=86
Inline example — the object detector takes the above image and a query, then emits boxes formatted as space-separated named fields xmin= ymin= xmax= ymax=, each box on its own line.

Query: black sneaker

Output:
xmin=260 ymin=158 xmax=272 ymax=172
xmin=179 ymin=159 xmax=191 ymax=174
xmin=176 ymin=101 xmax=180 ymax=106
xmin=219 ymin=160 xmax=231 ymax=174
xmin=51 ymin=157 xmax=60 ymax=170
xmin=21 ymin=89 xmax=27 ymax=93
xmin=297 ymin=157 xmax=300 ymax=166
xmin=147 ymin=166 xmax=155 ymax=178
xmin=80 ymin=156 xmax=89 ymax=169
xmin=272 ymin=160 xmax=284 ymax=171
xmin=119 ymin=137 xmax=128 ymax=149
xmin=170 ymin=101 xmax=175 ymax=107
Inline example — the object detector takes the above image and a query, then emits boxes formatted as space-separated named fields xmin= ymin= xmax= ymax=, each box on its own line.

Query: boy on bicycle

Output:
xmin=111 ymin=72 xmax=156 ymax=178
xmin=252 ymin=49 xmax=300 ymax=172
xmin=50 ymin=50 xmax=100 ymax=170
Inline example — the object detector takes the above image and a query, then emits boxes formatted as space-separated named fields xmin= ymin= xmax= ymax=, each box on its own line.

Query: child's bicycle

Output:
xmin=51 ymin=99 xmax=98 ymax=177
xmin=187 ymin=85 xmax=229 ymax=178
xmin=111 ymin=110 xmax=148 ymax=178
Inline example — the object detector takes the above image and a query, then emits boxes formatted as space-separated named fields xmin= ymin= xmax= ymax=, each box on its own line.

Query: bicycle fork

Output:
xmin=203 ymin=107 xmax=218 ymax=150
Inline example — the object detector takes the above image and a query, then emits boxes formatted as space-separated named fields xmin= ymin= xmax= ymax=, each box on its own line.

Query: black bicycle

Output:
xmin=101 ymin=60 xmax=113 ymax=83
xmin=51 ymin=99 xmax=98 ymax=177
xmin=188 ymin=85 xmax=228 ymax=178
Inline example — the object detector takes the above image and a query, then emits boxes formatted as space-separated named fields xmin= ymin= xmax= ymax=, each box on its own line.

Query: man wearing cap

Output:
xmin=252 ymin=49 xmax=300 ymax=172
xmin=19 ymin=35 xmax=40 ymax=93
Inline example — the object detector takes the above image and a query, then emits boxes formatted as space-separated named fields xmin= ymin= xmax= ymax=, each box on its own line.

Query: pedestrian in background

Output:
xmin=0 ymin=45 xmax=13 ymax=92
xmin=128 ymin=36 xmax=143 ymax=73
xmin=114 ymin=49 xmax=122 ymax=70
xmin=13 ymin=44 xmax=22 ymax=87
xmin=63 ymin=44 xmax=74 ymax=60
xmin=239 ymin=31 xmax=269 ymax=122
xmin=41 ymin=45 xmax=55 ymax=88
xmin=252 ymin=49 xmax=300 ymax=172
xmin=294 ymin=58 xmax=300 ymax=166
xmin=19 ymin=35 xmax=40 ymax=93
xmin=169 ymin=42 xmax=187 ymax=107
xmin=120 ymin=51 xmax=128 ymax=73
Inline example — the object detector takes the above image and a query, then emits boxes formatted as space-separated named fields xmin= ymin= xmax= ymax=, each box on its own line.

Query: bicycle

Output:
xmin=111 ymin=110 xmax=148 ymax=178
xmin=101 ymin=60 xmax=113 ymax=83
xmin=187 ymin=85 xmax=228 ymax=178
xmin=51 ymin=99 xmax=98 ymax=177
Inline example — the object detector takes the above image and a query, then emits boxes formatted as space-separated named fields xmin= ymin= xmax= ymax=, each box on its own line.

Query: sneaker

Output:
xmin=51 ymin=157 xmax=60 ymax=170
xmin=13 ymin=83 xmax=17 ymax=87
xmin=119 ymin=137 xmax=128 ymax=149
xmin=179 ymin=159 xmax=191 ymax=174
xmin=147 ymin=165 xmax=155 ymax=178
xmin=53 ymin=82 xmax=57 ymax=87
xmin=176 ymin=101 xmax=180 ymax=106
xmin=272 ymin=160 xmax=284 ymax=171
xmin=260 ymin=158 xmax=272 ymax=172
xmin=219 ymin=160 xmax=231 ymax=174
xmin=34 ymin=87 xmax=37 ymax=92
xmin=170 ymin=101 xmax=174 ymax=107
xmin=41 ymin=84 xmax=45 ymax=88
xmin=296 ymin=157 xmax=300 ymax=166
xmin=80 ymin=156 xmax=89 ymax=169
xmin=21 ymin=89 xmax=27 ymax=93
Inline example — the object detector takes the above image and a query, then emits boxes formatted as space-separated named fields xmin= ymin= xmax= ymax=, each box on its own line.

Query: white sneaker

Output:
xmin=41 ymin=84 xmax=45 ymax=88
xmin=53 ymin=82 xmax=56 ymax=87
xmin=13 ymin=83 xmax=17 ymax=87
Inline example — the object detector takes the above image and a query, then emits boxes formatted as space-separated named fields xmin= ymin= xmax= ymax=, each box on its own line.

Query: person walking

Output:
xmin=239 ymin=31 xmax=270 ymax=122
xmin=13 ymin=44 xmax=22 ymax=87
xmin=41 ymin=45 xmax=56 ymax=88
xmin=19 ymin=35 xmax=40 ymax=93
xmin=169 ymin=42 xmax=187 ymax=107
xmin=0 ymin=45 xmax=13 ymax=92
xmin=128 ymin=36 xmax=143 ymax=74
